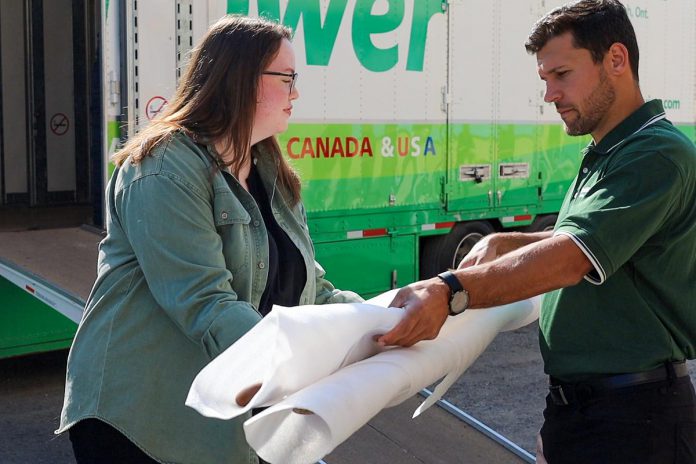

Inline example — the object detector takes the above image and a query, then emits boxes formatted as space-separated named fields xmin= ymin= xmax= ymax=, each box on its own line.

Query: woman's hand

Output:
xmin=235 ymin=383 xmax=262 ymax=406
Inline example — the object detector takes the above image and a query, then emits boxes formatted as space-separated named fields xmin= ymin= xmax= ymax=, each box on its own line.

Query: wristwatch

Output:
xmin=437 ymin=271 xmax=469 ymax=316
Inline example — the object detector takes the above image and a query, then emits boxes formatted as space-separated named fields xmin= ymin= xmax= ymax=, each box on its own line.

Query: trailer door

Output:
xmin=446 ymin=0 xmax=497 ymax=213
xmin=120 ymin=0 xmax=222 ymax=137
xmin=446 ymin=1 xmax=544 ymax=215
xmin=0 ymin=0 xmax=95 ymax=208
xmin=492 ymin=1 xmax=545 ymax=213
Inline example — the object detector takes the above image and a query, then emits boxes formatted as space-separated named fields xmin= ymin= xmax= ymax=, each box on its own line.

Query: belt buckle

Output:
xmin=549 ymin=384 xmax=570 ymax=405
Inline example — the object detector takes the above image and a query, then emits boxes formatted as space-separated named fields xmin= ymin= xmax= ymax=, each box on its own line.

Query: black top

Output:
xmin=247 ymin=164 xmax=306 ymax=316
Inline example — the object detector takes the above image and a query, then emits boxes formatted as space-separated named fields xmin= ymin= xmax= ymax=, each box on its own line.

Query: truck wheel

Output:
xmin=525 ymin=214 xmax=558 ymax=232
xmin=419 ymin=221 xmax=495 ymax=279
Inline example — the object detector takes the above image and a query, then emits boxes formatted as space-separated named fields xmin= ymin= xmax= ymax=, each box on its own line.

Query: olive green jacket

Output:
xmin=57 ymin=132 xmax=362 ymax=463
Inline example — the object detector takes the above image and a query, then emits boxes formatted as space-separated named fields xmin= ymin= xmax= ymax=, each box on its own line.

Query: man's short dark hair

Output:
xmin=525 ymin=0 xmax=639 ymax=81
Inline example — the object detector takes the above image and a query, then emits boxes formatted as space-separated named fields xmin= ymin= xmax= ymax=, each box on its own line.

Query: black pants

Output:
xmin=540 ymin=376 xmax=696 ymax=464
xmin=69 ymin=418 xmax=159 ymax=464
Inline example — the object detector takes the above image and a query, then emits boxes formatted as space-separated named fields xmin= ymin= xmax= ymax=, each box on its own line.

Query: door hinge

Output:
xmin=109 ymin=71 xmax=120 ymax=105
xmin=440 ymin=176 xmax=448 ymax=204
xmin=441 ymin=86 xmax=450 ymax=113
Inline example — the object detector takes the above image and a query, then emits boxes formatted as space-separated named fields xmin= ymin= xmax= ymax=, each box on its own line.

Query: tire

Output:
xmin=419 ymin=221 xmax=495 ymax=279
xmin=524 ymin=214 xmax=558 ymax=233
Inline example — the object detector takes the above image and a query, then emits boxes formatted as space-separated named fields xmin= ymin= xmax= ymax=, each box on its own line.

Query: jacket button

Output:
xmin=221 ymin=211 xmax=228 ymax=220
xmin=258 ymin=261 xmax=265 ymax=269
xmin=253 ymin=220 xmax=260 ymax=227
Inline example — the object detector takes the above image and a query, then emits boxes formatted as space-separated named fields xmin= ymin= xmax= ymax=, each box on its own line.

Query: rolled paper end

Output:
xmin=236 ymin=382 xmax=263 ymax=407
xmin=292 ymin=408 xmax=315 ymax=415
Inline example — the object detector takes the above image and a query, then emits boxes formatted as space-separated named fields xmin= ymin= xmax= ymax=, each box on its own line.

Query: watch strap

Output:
xmin=437 ymin=271 xmax=463 ymax=295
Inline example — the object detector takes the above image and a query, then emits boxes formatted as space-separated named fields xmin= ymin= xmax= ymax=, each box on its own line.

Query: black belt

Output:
xmin=548 ymin=361 xmax=689 ymax=406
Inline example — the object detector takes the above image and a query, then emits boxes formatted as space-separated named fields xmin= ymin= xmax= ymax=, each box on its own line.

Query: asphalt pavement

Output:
xmin=2 ymin=328 xmax=694 ymax=463
xmin=0 ymin=348 xmax=527 ymax=464
xmin=0 ymin=350 xmax=74 ymax=463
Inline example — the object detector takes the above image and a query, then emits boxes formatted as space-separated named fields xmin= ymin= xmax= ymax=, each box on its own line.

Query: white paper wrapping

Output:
xmin=186 ymin=292 xmax=541 ymax=464
xmin=185 ymin=301 xmax=404 ymax=419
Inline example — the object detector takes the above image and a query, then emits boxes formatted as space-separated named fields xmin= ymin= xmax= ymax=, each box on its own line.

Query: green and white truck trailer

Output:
xmin=1 ymin=0 xmax=694 ymax=358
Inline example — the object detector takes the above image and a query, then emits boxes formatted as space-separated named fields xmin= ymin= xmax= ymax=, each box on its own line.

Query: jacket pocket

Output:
xmin=213 ymin=191 xmax=250 ymax=227
xmin=213 ymin=191 xmax=252 ymax=278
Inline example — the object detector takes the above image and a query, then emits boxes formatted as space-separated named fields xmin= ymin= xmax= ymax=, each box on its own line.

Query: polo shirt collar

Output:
xmin=587 ymin=99 xmax=666 ymax=155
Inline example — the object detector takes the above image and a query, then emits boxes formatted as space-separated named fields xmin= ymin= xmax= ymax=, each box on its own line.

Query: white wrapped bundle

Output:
xmin=185 ymin=301 xmax=404 ymax=419
xmin=186 ymin=292 xmax=541 ymax=464
xmin=243 ymin=296 xmax=541 ymax=463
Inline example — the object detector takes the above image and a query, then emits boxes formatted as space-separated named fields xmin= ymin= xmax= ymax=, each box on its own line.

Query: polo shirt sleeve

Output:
xmin=554 ymin=149 xmax=683 ymax=284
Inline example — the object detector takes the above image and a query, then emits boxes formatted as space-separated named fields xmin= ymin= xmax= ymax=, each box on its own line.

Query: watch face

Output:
xmin=450 ymin=290 xmax=469 ymax=314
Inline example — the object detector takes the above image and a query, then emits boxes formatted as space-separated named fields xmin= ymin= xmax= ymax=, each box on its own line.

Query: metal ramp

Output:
xmin=0 ymin=227 xmax=101 ymax=323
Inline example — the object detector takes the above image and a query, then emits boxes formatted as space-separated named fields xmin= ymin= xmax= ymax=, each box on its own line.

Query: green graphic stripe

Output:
xmin=280 ymin=122 xmax=586 ymax=181
xmin=280 ymin=122 xmax=589 ymax=214
xmin=278 ymin=123 xmax=446 ymax=179
xmin=107 ymin=120 xmax=120 ymax=177
xmin=676 ymin=124 xmax=696 ymax=144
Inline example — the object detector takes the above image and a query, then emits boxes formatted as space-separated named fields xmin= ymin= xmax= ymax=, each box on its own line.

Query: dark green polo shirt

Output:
xmin=540 ymin=100 xmax=696 ymax=381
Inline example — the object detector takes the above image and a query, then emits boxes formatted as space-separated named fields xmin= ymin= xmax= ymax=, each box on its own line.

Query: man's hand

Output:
xmin=457 ymin=234 xmax=512 ymax=269
xmin=457 ymin=234 xmax=501 ymax=269
xmin=458 ymin=231 xmax=553 ymax=270
xmin=377 ymin=277 xmax=450 ymax=347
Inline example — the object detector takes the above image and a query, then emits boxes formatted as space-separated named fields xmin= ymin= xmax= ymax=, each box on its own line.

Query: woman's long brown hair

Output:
xmin=112 ymin=15 xmax=301 ymax=204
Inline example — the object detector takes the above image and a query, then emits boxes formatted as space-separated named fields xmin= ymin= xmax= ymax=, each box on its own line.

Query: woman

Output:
xmin=57 ymin=15 xmax=362 ymax=464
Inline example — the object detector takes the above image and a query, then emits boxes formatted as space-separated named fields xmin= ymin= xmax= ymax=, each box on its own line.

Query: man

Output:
xmin=377 ymin=1 xmax=696 ymax=462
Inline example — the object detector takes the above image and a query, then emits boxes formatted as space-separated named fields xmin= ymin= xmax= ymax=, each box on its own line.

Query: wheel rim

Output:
xmin=452 ymin=232 xmax=484 ymax=268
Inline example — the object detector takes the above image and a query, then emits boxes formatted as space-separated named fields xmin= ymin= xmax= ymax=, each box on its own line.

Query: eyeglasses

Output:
xmin=262 ymin=71 xmax=298 ymax=96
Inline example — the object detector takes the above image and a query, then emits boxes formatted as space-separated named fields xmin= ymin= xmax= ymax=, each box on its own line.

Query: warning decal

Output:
xmin=50 ymin=113 xmax=70 ymax=136
xmin=146 ymin=96 xmax=168 ymax=120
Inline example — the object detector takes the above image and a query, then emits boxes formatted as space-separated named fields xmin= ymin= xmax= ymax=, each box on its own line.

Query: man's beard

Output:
xmin=562 ymin=68 xmax=616 ymax=136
